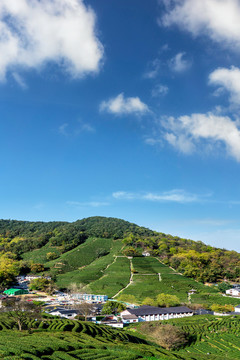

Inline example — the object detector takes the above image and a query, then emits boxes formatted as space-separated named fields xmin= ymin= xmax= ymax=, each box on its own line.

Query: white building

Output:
xmin=72 ymin=293 xmax=108 ymax=303
xmin=235 ymin=305 xmax=240 ymax=313
xmin=226 ymin=288 xmax=240 ymax=297
xmin=121 ymin=305 xmax=193 ymax=323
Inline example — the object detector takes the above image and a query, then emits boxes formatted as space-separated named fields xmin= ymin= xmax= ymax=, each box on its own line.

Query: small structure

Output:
xmin=121 ymin=305 xmax=193 ymax=322
xmin=100 ymin=315 xmax=124 ymax=328
xmin=188 ymin=289 xmax=197 ymax=295
xmin=72 ymin=293 xmax=108 ymax=303
xmin=142 ymin=251 xmax=151 ymax=257
xmin=48 ymin=308 xmax=79 ymax=319
xmin=226 ymin=288 xmax=240 ymax=297
xmin=3 ymin=288 xmax=28 ymax=296
xmin=235 ymin=305 xmax=240 ymax=313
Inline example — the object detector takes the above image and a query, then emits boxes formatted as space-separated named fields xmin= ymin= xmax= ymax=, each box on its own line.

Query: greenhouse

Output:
xmin=3 ymin=288 xmax=29 ymax=296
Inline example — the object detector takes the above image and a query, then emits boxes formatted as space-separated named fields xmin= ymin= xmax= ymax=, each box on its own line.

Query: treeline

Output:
xmin=0 ymin=216 xmax=154 ymax=257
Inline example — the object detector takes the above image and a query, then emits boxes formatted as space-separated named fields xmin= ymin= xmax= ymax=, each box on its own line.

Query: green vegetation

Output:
xmin=117 ymin=257 xmax=218 ymax=303
xmin=87 ymin=257 xmax=131 ymax=297
xmin=0 ymin=313 xmax=239 ymax=359
xmin=0 ymin=216 xmax=240 ymax=310
xmin=101 ymin=301 xmax=126 ymax=314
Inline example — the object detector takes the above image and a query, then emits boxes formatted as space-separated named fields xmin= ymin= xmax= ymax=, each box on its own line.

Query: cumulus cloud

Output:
xmin=161 ymin=0 xmax=240 ymax=51
xmin=100 ymin=93 xmax=149 ymax=115
xmin=0 ymin=0 xmax=103 ymax=81
xmin=163 ymin=112 xmax=240 ymax=161
xmin=169 ymin=52 xmax=191 ymax=73
xmin=209 ymin=66 xmax=240 ymax=106
xmin=113 ymin=189 xmax=202 ymax=203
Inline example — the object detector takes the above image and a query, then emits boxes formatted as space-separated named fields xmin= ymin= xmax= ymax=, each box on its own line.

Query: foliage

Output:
xmin=156 ymin=294 xmax=181 ymax=307
xmin=0 ymin=253 xmax=20 ymax=288
xmin=46 ymin=252 xmax=58 ymax=261
xmin=30 ymin=263 xmax=45 ymax=273
xmin=123 ymin=247 xmax=141 ymax=257
xmin=0 ymin=299 xmax=42 ymax=331
xmin=29 ymin=278 xmax=55 ymax=294
xmin=142 ymin=297 xmax=157 ymax=306
xmin=101 ymin=301 xmax=126 ymax=315
xmin=210 ymin=304 xmax=234 ymax=313
xmin=217 ymin=281 xmax=232 ymax=293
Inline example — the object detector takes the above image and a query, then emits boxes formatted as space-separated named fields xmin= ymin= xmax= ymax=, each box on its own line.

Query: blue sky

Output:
xmin=1 ymin=0 xmax=240 ymax=251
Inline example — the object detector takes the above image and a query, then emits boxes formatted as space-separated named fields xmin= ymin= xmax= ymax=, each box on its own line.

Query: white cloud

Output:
xmin=67 ymin=201 xmax=109 ymax=207
xmin=144 ymin=58 xmax=161 ymax=79
xmin=163 ymin=112 xmax=240 ymax=161
xmin=161 ymin=0 xmax=240 ymax=51
xmin=113 ymin=189 xmax=202 ymax=203
xmin=0 ymin=0 xmax=103 ymax=81
xmin=209 ymin=66 xmax=240 ymax=106
xmin=12 ymin=72 xmax=27 ymax=89
xmin=152 ymin=84 xmax=169 ymax=97
xmin=59 ymin=121 xmax=95 ymax=136
xmin=100 ymin=93 xmax=149 ymax=115
xmin=169 ymin=52 xmax=191 ymax=73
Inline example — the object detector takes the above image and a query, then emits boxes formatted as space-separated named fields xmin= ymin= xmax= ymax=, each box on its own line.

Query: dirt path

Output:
xmin=112 ymin=259 xmax=133 ymax=298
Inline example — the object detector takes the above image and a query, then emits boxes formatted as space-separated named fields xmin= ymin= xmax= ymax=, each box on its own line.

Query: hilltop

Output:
xmin=0 ymin=216 xmax=240 ymax=307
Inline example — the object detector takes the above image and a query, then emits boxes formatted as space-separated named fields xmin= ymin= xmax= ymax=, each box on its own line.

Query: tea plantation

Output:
xmin=0 ymin=315 xmax=239 ymax=359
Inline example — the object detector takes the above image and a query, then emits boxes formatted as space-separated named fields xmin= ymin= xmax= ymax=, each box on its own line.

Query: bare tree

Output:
xmin=74 ymin=302 xmax=95 ymax=321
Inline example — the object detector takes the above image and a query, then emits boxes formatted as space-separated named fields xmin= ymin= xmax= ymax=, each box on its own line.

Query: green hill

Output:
xmin=0 ymin=216 xmax=240 ymax=308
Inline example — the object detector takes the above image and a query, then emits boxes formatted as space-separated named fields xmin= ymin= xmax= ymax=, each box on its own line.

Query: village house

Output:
xmin=226 ymin=287 xmax=240 ymax=297
xmin=121 ymin=305 xmax=193 ymax=322
xmin=235 ymin=305 xmax=240 ymax=313
xmin=47 ymin=308 xmax=79 ymax=319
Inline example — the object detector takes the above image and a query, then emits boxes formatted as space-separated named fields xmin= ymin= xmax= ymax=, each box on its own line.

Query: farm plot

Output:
xmin=120 ymin=257 xmax=215 ymax=302
xmin=56 ymin=240 xmax=123 ymax=289
xmin=87 ymin=257 xmax=131 ymax=297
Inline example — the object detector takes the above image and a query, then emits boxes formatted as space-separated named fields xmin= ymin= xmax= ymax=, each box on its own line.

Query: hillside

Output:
xmin=0 ymin=216 xmax=240 ymax=307
xmin=0 ymin=314 xmax=239 ymax=359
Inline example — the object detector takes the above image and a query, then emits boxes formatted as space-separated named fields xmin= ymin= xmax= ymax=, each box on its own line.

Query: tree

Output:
xmin=210 ymin=304 xmax=233 ymax=313
xmin=101 ymin=301 xmax=126 ymax=315
xmin=142 ymin=297 xmax=156 ymax=306
xmin=75 ymin=302 xmax=95 ymax=321
xmin=46 ymin=252 xmax=58 ymax=261
xmin=152 ymin=324 xmax=187 ymax=350
xmin=123 ymin=247 xmax=141 ymax=257
xmin=156 ymin=294 xmax=180 ymax=307
xmin=218 ymin=282 xmax=232 ymax=293
xmin=0 ymin=254 xmax=20 ymax=288
xmin=30 ymin=263 xmax=45 ymax=273
xmin=29 ymin=278 xmax=55 ymax=294
xmin=0 ymin=299 xmax=42 ymax=331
